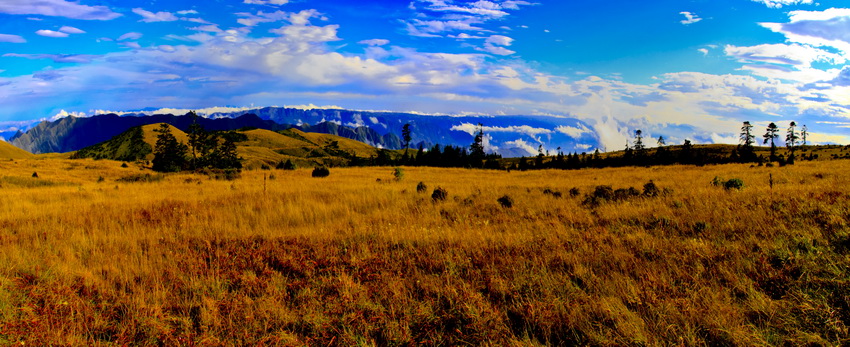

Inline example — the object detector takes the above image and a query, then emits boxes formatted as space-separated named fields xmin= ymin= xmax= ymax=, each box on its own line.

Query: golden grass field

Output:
xmin=0 ymin=157 xmax=848 ymax=345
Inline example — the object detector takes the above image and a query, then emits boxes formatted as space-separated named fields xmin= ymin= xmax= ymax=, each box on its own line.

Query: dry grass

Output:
xmin=0 ymin=158 xmax=848 ymax=345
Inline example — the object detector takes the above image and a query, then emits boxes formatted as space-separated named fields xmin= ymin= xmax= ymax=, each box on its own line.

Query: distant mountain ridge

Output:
xmin=10 ymin=107 xmax=600 ymax=156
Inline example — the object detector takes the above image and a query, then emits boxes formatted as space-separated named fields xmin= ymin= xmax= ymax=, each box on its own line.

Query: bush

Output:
xmin=724 ymin=178 xmax=744 ymax=190
xmin=431 ymin=187 xmax=448 ymax=201
xmin=277 ymin=159 xmax=296 ymax=170
xmin=261 ymin=164 xmax=271 ymax=170
xmin=312 ymin=167 xmax=330 ymax=178
xmin=416 ymin=181 xmax=427 ymax=193
xmin=643 ymin=181 xmax=660 ymax=197
xmin=569 ymin=187 xmax=580 ymax=197
xmin=393 ymin=168 xmax=404 ymax=181
xmin=31 ymin=172 xmax=38 ymax=178
xmin=121 ymin=162 xmax=129 ymax=168
xmin=497 ymin=195 xmax=513 ymax=208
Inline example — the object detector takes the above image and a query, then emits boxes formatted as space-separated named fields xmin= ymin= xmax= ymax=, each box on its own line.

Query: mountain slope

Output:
xmin=0 ymin=140 xmax=33 ymax=159
xmin=11 ymin=113 xmax=286 ymax=154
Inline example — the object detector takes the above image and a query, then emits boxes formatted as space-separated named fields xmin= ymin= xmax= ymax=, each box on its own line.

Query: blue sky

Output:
xmin=1 ymin=0 xmax=849 ymax=149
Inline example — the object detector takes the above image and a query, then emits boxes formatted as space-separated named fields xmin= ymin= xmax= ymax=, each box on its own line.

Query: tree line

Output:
xmin=368 ymin=120 xmax=816 ymax=171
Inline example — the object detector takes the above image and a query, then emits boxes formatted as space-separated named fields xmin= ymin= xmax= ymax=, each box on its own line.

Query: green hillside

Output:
xmin=69 ymin=124 xmax=390 ymax=169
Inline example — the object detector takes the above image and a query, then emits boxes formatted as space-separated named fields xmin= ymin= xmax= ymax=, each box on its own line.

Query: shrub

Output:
xmin=31 ymin=172 xmax=38 ymax=178
xmin=431 ymin=187 xmax=448 ymax=201
xmin=277 ymin=159 xmax=296 ymax=170
xmin=497 ymin=195 xmax=513 ymax=208
xmin=724 ymin=178 xmax=744 ymax=190
xmin=393 ymin=168 xmax=404 ymax=181
xmin=416 ymin=181 xmax=427 ymax=193
xmin=643 ymin=180 xmax=660 ymax=197
xmin=97 ymin=176 xmax=105 ymax=183
xmin=261 ymin=164 xmax=271 ymax=170
xmin=711 ymin=176 xmax=724 ymax=187
xmin=121 ymin=162 xmax=129 ymax=168
xmin=569 ymin=187 xmax=580 ymax=197
xmin=312 ymin=167 xmax=330 ymax=178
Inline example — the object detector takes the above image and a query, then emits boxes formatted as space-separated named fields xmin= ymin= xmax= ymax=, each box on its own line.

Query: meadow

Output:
xmin=0 ymin=157 xmax=848 ymax=345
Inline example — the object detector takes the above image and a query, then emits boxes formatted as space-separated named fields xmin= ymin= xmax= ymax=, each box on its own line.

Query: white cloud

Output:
xmin=35 ymin=29 xmax=68 ymax=38
xmin=698 ymin=48 xmax=709 ymax=56
xmin=236 ymin=10 xmax=288 ymax=26
xmin=118 ymin=32 xmax=143 ymax=41
xmin=555 ymin=124 xmax=593 ymax=138
xmin=680 ymin=12 xmax=702 ymax=25
xmin=50 ymin=109 xmax=86 ymax=121
xmin=485 ymin=34 xmax=513 ymax=46
xmin=451 ymin=123 xmax=552 ymax=137
xmin=503 ymin=138 xmax=537 ymax=156
xmin=177 ymin=10 xmax=198 ymax=15
xmin=132 ymin=8 xmax=178 ymax=22
xmin=359 ymin=39 xmax=390 ymax=46
xmin=481 ymin=44 xmax=515 ymax=55
xmin=0 ymin=0 xmax=120 ymax=20
xmin=59 ymin=26 xmax=85 ymax=34
xmin=0 ymin=34 xmax=26 ymax=43
xmin=726 ymin=43 xmax=845 ymax=67
xmin=245 ymin=0 xmax=290 ymax=5
xmin=751 ymin=0 xmax=813 ymax=8
xmin=760 ymin=8 xmax=850 ymax=54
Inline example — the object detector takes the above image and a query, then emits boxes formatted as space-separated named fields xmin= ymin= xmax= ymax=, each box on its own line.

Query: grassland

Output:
xmin=0 ymin=157 xmax=848 ymax=345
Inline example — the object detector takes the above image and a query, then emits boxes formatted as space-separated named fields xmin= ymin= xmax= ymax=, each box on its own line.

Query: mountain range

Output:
xmin=8 ymin=107 xmax=600 ymax=157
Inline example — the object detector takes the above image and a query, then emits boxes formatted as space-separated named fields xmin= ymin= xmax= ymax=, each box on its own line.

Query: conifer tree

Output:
xmin=763 ymin=122 xmax=779 ymax=161
xmin=152 ymin=123 xmax=188 ymax=172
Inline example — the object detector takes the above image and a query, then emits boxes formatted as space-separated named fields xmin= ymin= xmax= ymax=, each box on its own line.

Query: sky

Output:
xmin=1 ymin=0 xmax=849 ymax=150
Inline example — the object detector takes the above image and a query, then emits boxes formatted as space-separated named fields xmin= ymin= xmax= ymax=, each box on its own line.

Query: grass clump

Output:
xmin=497 ymin=195 xmax=514 ymax=208
xmin=416 ymin=181 xmax=427 ymax=193
xmin=116 ymin=173 xmax=165 ymax=183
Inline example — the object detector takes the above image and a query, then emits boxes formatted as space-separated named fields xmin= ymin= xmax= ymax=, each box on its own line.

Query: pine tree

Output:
xmin=152 ymin=123 xmax=188 ymax=172
xmin=800 ymin=124 xmax=808 ymax=146
xmin=739 ymin=121 xmax=756 ymax=162
xmin=469 ymin=123 xmax=485 ymax=167
xmin=786 ymin=121 xmax=799 ymax=164
xmin=401 ymin=123 xmax=412 ymax=157
xmin=763 ymin=122 xmax=779 ymax=161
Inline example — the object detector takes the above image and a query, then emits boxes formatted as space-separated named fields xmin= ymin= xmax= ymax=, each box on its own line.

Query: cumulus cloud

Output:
xmin=680 ymin=12 xmax=702 ymax=25
xmin=35 ymin=29 xmax=68 ymax=38
xmin=0 ymin=0 xmax=120 ymax=20
xmin=751 ymin=0 xmax=813 ymax=8
xmin=133 ymin=8 xmax=179 ymax=22
xmin=502 ymin=138 xmax=537 ymax=156
xmin=0 ymin=34 xmax=26 ymax=43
